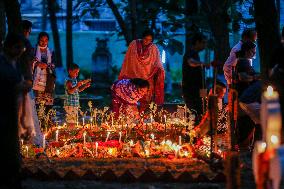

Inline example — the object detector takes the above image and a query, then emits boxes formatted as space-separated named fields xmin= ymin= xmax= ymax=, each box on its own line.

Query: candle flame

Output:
xmin=261 ymin=142 xmax=267 ymax=149
xmin=267 ymin=86 xmax=274 ymax=96
xmin=271 ymin=135 xmax=279 ymax=144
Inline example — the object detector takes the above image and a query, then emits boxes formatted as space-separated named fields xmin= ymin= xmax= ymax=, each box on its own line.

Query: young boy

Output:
xmin=111 ymin=78 xmax=149 ymax=119
xmin=64 ymin=63 xmax=91 ymax=124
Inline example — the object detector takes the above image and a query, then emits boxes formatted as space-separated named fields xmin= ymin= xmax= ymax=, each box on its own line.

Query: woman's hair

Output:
xmin=142 ymin=29 xmax=154 ymax=40
xmin=235 ymin=41 xmax=256 ymax=58
xmin=37 ymin=31 xmax=49 ymax=42
xmin=130 ymin=78 xmax=150 ymax=88
xmin=241 ymin=29 xmax=257 ymax=41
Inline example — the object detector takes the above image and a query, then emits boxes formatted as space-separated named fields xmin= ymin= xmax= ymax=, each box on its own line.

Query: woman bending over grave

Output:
xmin=111 ymin=78 xmax=149 ymax=119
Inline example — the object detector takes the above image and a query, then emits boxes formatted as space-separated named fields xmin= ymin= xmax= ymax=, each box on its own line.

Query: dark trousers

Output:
xmin=183 ymin=88 xmax=203 ymax=124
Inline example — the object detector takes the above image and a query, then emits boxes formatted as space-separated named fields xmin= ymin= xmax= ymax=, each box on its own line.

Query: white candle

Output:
xmin=105 ymin=132 xmax=110 ymax=142
xmin=83 ymin=131 xmax=86 ymax=146
xmin=164 ymin=115 xmax=167 ymax=123
xmin=20 ymin=139 xmax=24 ymax=146
xmin=261 ymin=86 xmax=282 ymax=149
xmin=95 ymin=142 xmax=98 ymax=156
xmin=26 ymin=146 xmax=29 ymax=158
xmin=179 ymin=136 xmax=182 ymax=146
xmin=56 ymin=149 xmax=60 ymax=157
xmin=43 ymin=134 xmax=46 ymax=149
xmin=119 ymin=131 xmax=122 ymax=143
xmin=55 ymin=130 xmax=59 ymax=142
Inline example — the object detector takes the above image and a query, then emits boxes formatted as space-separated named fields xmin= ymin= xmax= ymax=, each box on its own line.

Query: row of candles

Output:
xmin=36 ymin=126 xmax=185 ymax=159
xmin=20 ymin=104 xmax=190 ymax=158
xmin=42 ymin=129 xmax=183 ymax=148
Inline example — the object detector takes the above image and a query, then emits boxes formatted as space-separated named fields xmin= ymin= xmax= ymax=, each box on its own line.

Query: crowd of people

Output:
xmin=0 ymin=18 xmax=284 ymax=188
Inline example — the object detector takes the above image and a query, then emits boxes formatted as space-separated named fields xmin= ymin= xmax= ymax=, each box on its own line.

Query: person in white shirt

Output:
xmin=223 ymin=29 xmax=257 ymax=86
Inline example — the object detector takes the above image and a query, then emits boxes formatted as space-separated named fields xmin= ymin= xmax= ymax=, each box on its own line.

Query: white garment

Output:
xmin=32 ymin=46 xmax=52 ymax=91
xmin=223 ymin=41 xmax=242 ymax=85
xmin=18 ymin=92 xmax=36 ymax=140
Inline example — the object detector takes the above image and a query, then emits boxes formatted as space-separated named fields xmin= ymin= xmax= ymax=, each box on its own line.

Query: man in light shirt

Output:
xmin=223 ymin=29 xmax=257 ymax=87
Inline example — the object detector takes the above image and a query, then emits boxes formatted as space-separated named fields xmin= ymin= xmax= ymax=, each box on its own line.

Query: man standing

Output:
xmin=182 ymin=33 xmax=209 ymax=121
xmin=118 ymin=30 xmax=165 ymax=111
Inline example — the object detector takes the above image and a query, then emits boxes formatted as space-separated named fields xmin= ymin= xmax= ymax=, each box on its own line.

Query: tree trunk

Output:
xmin=47 ymin=0 xmax=63 ymax=68
xmin=42 ymin=0 xmax=47 ymax=31
xmin=208 ymin=13 xmax=230 ymax=64
xmin=129 ymin=0 xmax=137 ymax=40
xmin=201 ymin=0 xmax=230 ymax=65
xmin=66 ymin=0 xmax=73 ymax=69
xmin=0 ymin=1 xmax=6 ymax=52
xmin=184 ymin=0 xmax=199 ymax=53
xmin=106 ymin=0 xmax=132 ymax=45
xmin=3 ymin=0 xmax=22 ymax=34
xmin=254 ymin=0 xmax=281 ymax=78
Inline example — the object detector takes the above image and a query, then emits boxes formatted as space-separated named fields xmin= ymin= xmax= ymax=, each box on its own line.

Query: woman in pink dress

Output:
xmin=118 ymin=30 xmax=165 ymax=112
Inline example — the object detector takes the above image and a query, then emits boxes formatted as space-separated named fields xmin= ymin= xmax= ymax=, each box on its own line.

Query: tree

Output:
xmin=0 ymin=1 xmax=6 ymax=52
xmin=76 ymin=0 xmax=184 ymax=52
xmin=200 ymin=0 xmax=231 ymax=64
xmin=66 ymin=0 xmax=73 ymax=68
xmin=253 ymin=0 xmax=280 ymax=78
xmin=47 ymin=0 xmax=63 ymax=68
xmin=184 ymin=0 xmax=199 ymax=53
xmin=3 ymin=0 xmax=22 ymax=34
xmin=42 ymin=0 xmax=48 ymax=31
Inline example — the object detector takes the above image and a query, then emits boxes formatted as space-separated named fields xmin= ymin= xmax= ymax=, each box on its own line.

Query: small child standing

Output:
xmin=64 ymin=63 xmax=91 ymax=124
xmin=111 ymin=78 xmax=149 ymax=119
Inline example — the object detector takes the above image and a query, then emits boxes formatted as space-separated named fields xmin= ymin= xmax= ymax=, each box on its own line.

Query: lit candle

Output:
xmin=20 ymin=139 xmax=24 ymax=146
xmin=95 ymin=142 xmax=98 ymax=156
xmin=105 ymin=132 xmax=110 ymax=142
xmin=261 ymin=86 xmax=282 ymax=149
xmin=164 ymin=115 xmax=167 ymax=123
xmin=119 ymin=131 xmax=122 ymax=143
xmin=83 ymin=131 xmax=86 ymax=146
xmin=179 ymin=136 xmax=182 ymax=146
xmin=55 ymin=130 xmax=59 ymax=142
xmin=43 ymin=134 xmax=46 ymax=149
xmin=56 ymin=149 xmax=60 ymax=157
xmin=26 ymin=146 xmax=29 ymax=158
xmin=82 ymin=117 xmax=85 ymax=126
